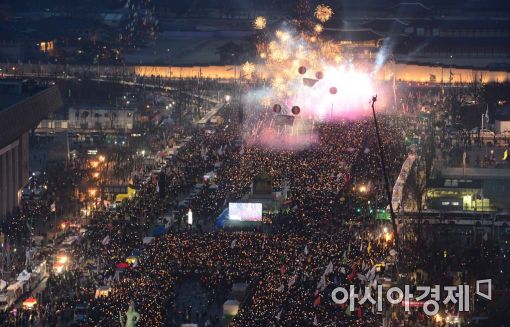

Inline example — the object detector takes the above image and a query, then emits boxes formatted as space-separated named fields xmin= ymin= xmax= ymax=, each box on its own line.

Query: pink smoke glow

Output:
xmin=243 ymin=54 xmax=391 ymax=150
xmin=285 ymin=65 xmax=376 ymax=120
xmin=245 ymin=122 xmax=318 ymax=151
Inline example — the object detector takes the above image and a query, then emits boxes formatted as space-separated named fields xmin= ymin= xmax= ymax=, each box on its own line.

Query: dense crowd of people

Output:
xmin=9 ymin=107 xmax=408 ymax=327
xmin=6 ymin=89 xmax=502 ymax=327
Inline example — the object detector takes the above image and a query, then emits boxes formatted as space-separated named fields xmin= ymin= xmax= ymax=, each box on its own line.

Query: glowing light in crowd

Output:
xmin=253 ymin=16 xmax=267 ymax=30
xmin=187 ymin=209 xmax=193 ymax=225
xmin=315 ymin=4 xmax=333 ymax=22
xmin=22 ymin=298 xmax=37 ymax=310
xmin=53 ymin=262 xmax=64 ymax=274
xmin=56 ymin=254 xmax=68 ymax=264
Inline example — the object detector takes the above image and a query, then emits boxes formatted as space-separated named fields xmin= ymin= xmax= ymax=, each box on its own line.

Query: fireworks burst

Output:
xmin=275 ymin=30 xmax=291 ymax=42
xmin=242 ymin=61 xmax=256 ymax=78
xmin=260 ymin=96 xmax=271 ymax=107
xmin=253 ymin=16 xmax=267 ymax=30
xmin=242 ymin=5 xmax=384 ymax=151
xmin=244 ymin=23 xmax=377 ymax=124
xmin=315 ymin=4 xmax=333 ymax=23
xmin=271 ymin=77 xmax=285 ymax=94
xmin=314 ymin=23 xmax=323 ymax=34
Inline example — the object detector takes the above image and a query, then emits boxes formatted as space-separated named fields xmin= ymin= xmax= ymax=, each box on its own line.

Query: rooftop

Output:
xmin=0 ymin=79 xmax=63 ymax=149
xmin=323 ymin=28 xmax=385 ymax=42
xmin=441 ymin=167 xmax=510 ymax=180
xmin=494 ymin=105 xmax=510 ymax=121
xmin=427 ymin=178 xmax=483 ymax=189
xmin=0 ymin=79 xmax=41 ymax=110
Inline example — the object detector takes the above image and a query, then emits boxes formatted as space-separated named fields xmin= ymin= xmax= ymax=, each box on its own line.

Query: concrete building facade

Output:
xmin=0 ymin=80 xmax=62 ymax=222
xmin=68 ymin=107 xmax=134 ymax=131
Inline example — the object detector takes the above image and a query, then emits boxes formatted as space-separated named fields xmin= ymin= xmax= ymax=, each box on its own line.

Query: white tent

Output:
xmin=143 ymin=237 xmax=155 ymax=245
xmin=17 ymin=270 xmax=31 ymax=282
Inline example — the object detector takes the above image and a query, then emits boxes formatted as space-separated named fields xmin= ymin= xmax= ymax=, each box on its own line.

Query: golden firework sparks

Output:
xmin=271 ymin=77 xmax=285 ymax=92
xmin=253 ymin=16 xmax=267 ymax=30
xmin=315 ymin=4 xmax=333 ymax=23
xmin=270 ymin=49 xmax=289 ymax=62
xmin=275 ymin=30 xmax=290 ymax=42
xmin=314 ymin=23 xmax=323 ymax=34
xmin=242 ymin=61 xmax=256 ymax=78
xmin=320 ymin=40 xmax=341 ymax=59
xmin=260 ymin=96 xmax=271 ymax=107
xmin=268 ymin=40 xmax=278 ymax=51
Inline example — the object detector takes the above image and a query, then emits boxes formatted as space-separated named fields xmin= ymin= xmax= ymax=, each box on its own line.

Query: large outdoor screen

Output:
xmin=229 ymin=202 xmax=263 ymax=221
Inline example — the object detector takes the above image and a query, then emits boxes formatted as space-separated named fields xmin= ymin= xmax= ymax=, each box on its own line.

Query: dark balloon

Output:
xmin=315 ymin=71 xmax=324 ymax=80
xmin=298 ymin=66 xmax=307 ymax=75
xmin=291 ymin=106 xmax=300 ymax=115
xmin=273 ymin=104 xmax=282 ymax=113
xmin=329 ymin=87 xmax=337 ymax=95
